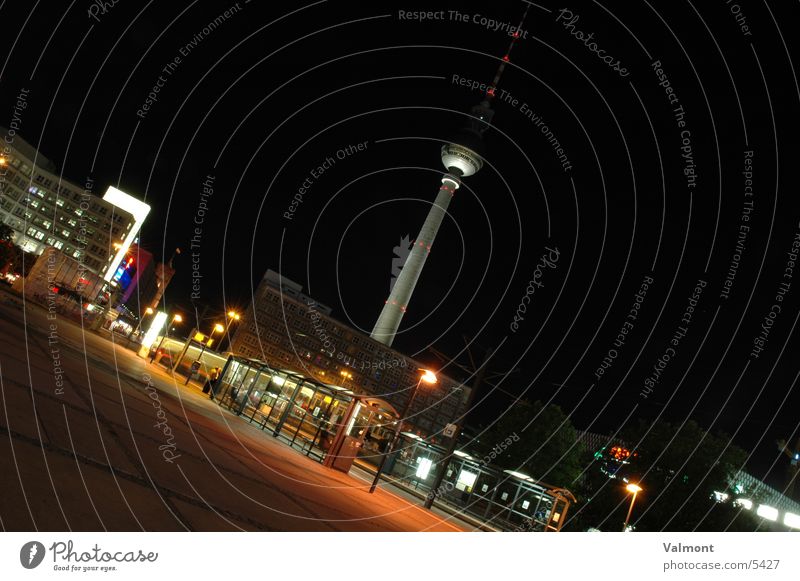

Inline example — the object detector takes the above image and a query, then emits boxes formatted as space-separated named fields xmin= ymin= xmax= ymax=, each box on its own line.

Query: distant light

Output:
xmin=504 ymin=469 xmax=534 ymax=482
xmin=784 ymin=512 xmax=800 ymax=529
xmin=415 ymin=457 xmax=432 ymax=480
xmin=401 ymin=431 xmax=423 ymax=441
xmin=141 ymin=311 xmax=168 ymax=349
xmin=626 ymin=483 xmax=643 ymax=494
xmin=712 ymin=491 xmax=729 ymax=503
xmin=734 ymin=498 xmax=753 ymax=510
xmin=454 ymin=450 xmax=473 ymax=460
xmin=272 ymin=376 xmax=285 ymax=386
xmin=213 ymin=323 xmax=225 ymax=333
xmin=756 ymin=505 xmax=778 ymax=521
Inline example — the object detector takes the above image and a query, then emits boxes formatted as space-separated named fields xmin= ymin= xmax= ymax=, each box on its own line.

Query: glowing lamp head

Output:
xmin=213 ymin=323 xmax=225 ymax=333
xmin=420 ymin=370 xmax=437 ymax=385
xmin=173 ymin=314 xmax=183 ymax=323
xmin=626 ymin=483 xmax=643 ymax=494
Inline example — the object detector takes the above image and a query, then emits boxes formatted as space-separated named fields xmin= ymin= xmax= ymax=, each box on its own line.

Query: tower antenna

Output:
xmin=486 ymin=3 xmax=531 ymax=102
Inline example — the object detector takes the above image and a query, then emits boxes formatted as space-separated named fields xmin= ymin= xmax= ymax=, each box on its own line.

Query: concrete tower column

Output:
xmin=370 ymin=173 xmax=461 ymax=346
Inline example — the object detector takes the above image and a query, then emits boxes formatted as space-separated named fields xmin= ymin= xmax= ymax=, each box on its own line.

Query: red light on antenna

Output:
xmin=513 ymin=32 xmax=520 ymax=38
xmin=503 ymin=55 xmax=510 ymax=62
xmin=487 ymin=87 xmax=495 ymax=96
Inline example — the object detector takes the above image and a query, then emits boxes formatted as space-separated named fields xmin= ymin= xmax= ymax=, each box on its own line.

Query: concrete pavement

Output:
xmin=0 ymin=290 xmax=468 ymax=531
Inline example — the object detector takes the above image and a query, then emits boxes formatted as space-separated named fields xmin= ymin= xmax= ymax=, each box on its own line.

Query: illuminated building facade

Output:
xmin=230 ymin=269 xmax=469 ymax=440
xmin=0 ymin=128 xmax=149 ymax=279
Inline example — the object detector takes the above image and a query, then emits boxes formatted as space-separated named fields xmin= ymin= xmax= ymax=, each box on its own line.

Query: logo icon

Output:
xmin=390 ymin=234 xmax=413 ymax=292
xmin=20 ymin=541 xmax=46 ymax=569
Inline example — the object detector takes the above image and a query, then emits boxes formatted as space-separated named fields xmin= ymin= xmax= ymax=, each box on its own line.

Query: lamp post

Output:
xmin=129 ymin=307 xmax=154 ymax=339
xmin=183 ymin=323 xmax=224 ymax=385
xmin=339 ymin=370 xmax=352 ymax=387
xmin=220 ymin=310 xmax=240 ymax=351
xmin=149 ymin=313 xmax=182 ymax=363
xmin=369 ymin=369 xmax=437 ymax=493
xmin=623 ymin=483 xmax=643 ymax=531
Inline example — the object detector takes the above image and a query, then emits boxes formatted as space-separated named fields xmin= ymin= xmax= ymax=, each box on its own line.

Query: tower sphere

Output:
xmin=440 ymin=142 xmax=483 ymax=177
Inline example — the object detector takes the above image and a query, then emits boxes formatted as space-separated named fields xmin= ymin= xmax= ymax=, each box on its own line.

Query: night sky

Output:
xmin=2 ymin=1 xmax=800 ymax=486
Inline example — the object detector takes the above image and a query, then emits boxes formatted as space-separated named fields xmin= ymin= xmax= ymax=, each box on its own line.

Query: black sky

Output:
xmin=2 ymin=0 xmax=800 ymax=486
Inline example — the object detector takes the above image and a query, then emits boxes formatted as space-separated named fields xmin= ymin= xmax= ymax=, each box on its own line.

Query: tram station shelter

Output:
xmin=213 ymin=355 xmax=575 ymax=532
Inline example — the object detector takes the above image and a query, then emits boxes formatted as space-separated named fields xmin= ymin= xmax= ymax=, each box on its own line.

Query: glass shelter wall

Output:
xmin=215 ymin=357 xmax=356 ymax=460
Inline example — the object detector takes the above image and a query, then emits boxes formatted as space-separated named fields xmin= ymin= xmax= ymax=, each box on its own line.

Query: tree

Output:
xmin=479 ymin=400 xmax=584 ymax=489
xmin=566 ymin=419 xmax=767 ymax=531
xmin=0 ymin=224 xmax=13 ymax=242
xmin=0 ymin=224 xmax=16 ymax=272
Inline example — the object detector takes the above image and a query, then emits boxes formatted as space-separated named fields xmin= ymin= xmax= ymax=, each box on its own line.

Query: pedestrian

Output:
xmin=203 ymin=367 xmax=219 ymax=395
xmin=208 ymin=367 xmax=222 ymax=400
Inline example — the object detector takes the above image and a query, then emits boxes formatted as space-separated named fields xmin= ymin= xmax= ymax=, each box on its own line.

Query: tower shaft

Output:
xmin=370 ymin=174 xmax=460 ymax=346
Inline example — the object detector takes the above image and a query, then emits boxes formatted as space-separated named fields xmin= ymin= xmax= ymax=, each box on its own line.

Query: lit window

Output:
xmin=456 ymin=469 xmax=477 ymax=493
xmin=34 ymin=231 xmax=45 ymax=240
xmin=757 ymin=505 xmax=778 ymax=521
xmin=56 ymin=199 xmax=64 ymax=207
xmin=53 ymin=241 xmax=64 ymax=250
xmin=29 ymin=200 xmax=39 ymax=208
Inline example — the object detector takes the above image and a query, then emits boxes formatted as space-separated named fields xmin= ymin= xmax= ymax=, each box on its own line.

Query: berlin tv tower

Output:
xmin=370 ymin=7 xmax=530 ymax=346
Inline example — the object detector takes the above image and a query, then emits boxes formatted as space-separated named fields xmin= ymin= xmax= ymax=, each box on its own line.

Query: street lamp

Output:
xmin=129 ymin=306 xmax=154 ymax=339
xmin=220 ymin=310 xmax=241 ymax=351
xmin=149 ymin=313 xmax=182 ymax=363
xmin=183 ymin=322 xmax=225 ymax=385
xmin=340 ymin=370 xmax=352 ymax=387
xmin=623 ymin=483 xmax=643 ymax=531
xmin=369 ymin=369 xmax=437 ymax=493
